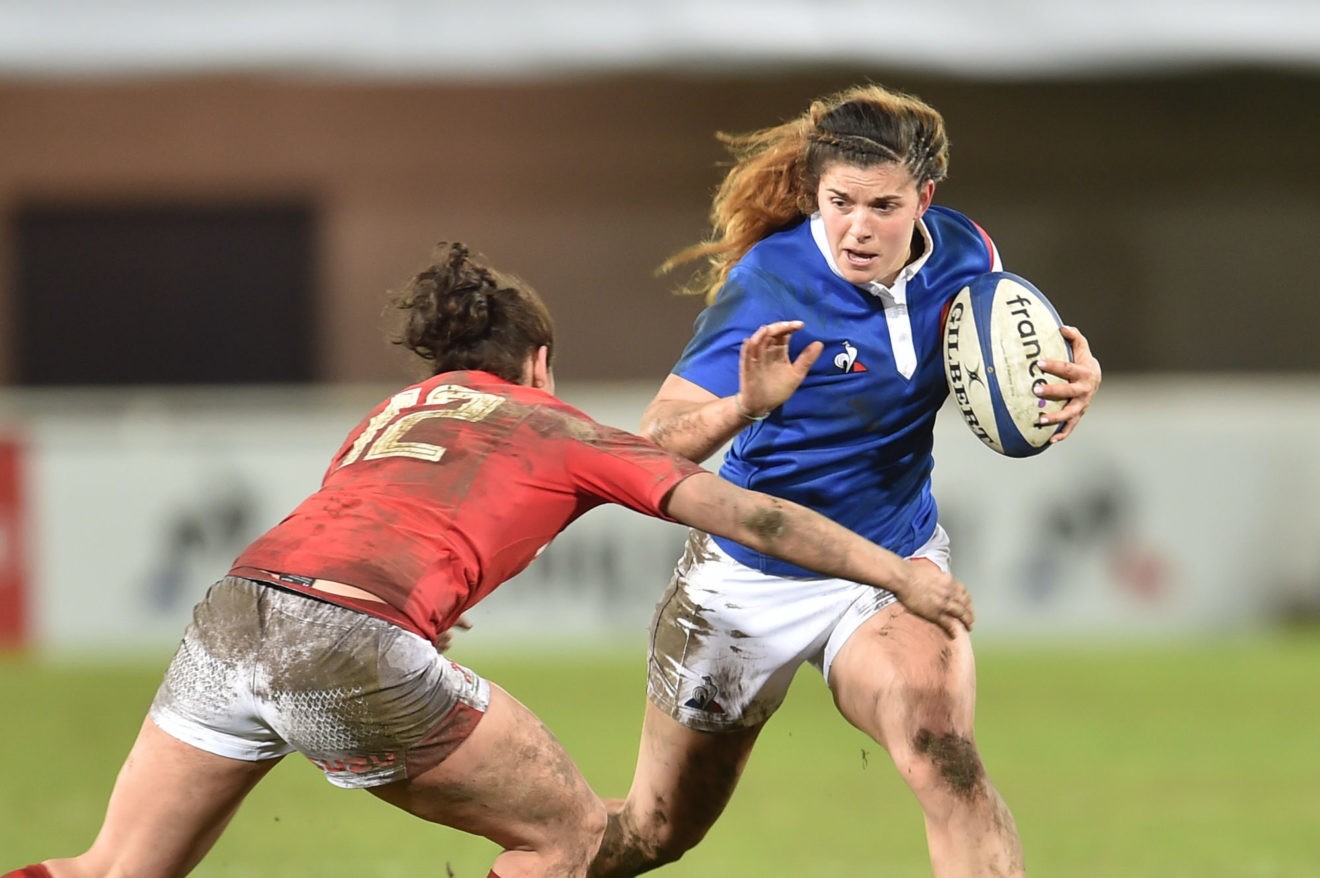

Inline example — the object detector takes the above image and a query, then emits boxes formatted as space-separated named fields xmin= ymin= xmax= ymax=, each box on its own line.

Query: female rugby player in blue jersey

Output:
xmin=591 ymin=84 xmax=1101 ymax=877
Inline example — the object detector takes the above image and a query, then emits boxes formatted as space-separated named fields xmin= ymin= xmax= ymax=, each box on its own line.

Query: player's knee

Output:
xmin=642 ymin=819 xmax=703 ymax=868
xmin=513 ymin=799 xmax=608 ymax=876
xmin=595 ymin=802 xmax=704 ymax=874
xmin=583 ymin=798 xmax=610 ymax=848
xmin=560 ymin=797 xmax=609 ymax=861
xmin=898 ymin=727 xmax=987 ymax=805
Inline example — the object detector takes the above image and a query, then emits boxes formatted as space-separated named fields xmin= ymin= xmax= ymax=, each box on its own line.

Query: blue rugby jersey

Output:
xmin=673 ymin=205 xmax=1000 ymax=576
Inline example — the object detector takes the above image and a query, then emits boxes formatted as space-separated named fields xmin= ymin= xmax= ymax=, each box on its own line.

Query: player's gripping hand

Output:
xmin=895 ymin=562 xmax=975 ymax=639
xmin=734 ymin=321 xmax=824 ymax=420
xmin=1035 ymin=324 xmax=1101 ymax=443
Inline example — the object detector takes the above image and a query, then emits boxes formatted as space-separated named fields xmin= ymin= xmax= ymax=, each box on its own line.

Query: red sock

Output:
xmin=3 ymin=866 xmax=53 ymax=878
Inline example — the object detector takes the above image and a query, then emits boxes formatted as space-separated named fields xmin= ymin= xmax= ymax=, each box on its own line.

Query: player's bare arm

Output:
xmin=641 ymin=321 xmax=823 ymax=463
xmin=664 ymin=472 xmax=974 ymax=638
xmin=639 ymin=376 xmax=737 ymax=463
xmin=1033 ymin=325 xmax=1101 ymax=442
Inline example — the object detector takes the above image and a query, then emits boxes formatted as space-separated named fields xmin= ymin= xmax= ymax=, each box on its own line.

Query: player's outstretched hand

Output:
xmin=735 ymin=321 xmax=824 ymax=420
xmin=896 ymin=562 xmax=975 ymax=639
xmin=1035 ymin=325 xmax=1101 ymax=443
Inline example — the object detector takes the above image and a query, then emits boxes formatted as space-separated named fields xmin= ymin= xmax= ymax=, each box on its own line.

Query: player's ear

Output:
xmin=527 ymin=345 xmax=554 ymax=393
xmin=916 ymin=180 xmax=936 ymax=216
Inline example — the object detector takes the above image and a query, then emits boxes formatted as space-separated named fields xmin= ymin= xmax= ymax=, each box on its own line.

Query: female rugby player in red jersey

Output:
xmin=6 ymin=241 xmax=972 ymax=878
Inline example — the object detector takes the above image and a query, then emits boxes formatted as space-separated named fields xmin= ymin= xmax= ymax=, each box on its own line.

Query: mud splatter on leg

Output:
xmin=913 ymin=729 xmax=985 ymax=799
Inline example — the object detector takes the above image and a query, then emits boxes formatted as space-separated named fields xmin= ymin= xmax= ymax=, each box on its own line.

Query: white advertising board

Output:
xmin=3 ymin=378 xmax=1317 ymax=656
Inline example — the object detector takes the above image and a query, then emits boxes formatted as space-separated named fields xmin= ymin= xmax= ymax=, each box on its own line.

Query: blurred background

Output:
xmin=0 ymin=0 xmax=1317 ymax=653
xmin=2 ymin=4 xmax=1320 ymax=877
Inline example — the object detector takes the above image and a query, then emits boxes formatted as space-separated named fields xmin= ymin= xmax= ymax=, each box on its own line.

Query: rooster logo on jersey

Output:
xmin=833 ymin=340 xmax=869 ymax=373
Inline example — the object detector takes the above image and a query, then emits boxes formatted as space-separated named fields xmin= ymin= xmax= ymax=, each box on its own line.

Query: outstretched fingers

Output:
xmin=743 ymin=320 xmax=803 ymax=353
xmin=736 ymin=321 xmax=822 ymax=419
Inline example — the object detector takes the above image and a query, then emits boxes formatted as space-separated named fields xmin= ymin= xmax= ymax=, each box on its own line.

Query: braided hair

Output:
xmin=390 ymin=242 xmax=554 ymax=382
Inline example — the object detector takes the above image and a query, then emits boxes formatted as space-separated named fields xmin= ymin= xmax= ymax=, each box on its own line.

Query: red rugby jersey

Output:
xmin=230 ymin=371 xmax=703 ymax=641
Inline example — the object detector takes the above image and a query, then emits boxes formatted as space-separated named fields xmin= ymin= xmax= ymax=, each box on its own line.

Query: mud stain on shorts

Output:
xmin=153 ymin=577 xmax=487 ymax=788
xmin=651 ymin=532 xmax=719 ymax=662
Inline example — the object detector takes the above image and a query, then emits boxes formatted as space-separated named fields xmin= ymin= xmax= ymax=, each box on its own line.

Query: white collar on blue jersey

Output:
xmin=809 ymin=213 xmax=935 ymax=303
xmin=809 ymin=212 xmax=932 ymax=379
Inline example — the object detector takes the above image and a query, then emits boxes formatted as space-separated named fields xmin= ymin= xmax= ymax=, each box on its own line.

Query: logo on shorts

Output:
xmin=308 ymin=752 xmax=398 ymax=776
xmin=834 ymin=340 xmax=868 ymax=373
xmin=449 ymin=661 xmax=475 ymax=686
xmin=683 ymin=674 xmax=725 ymax=715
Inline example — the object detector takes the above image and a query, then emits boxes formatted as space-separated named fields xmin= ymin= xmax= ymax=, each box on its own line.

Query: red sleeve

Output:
xmin=970 ymin=219 xmax=1002 ymax=271
xmin=551 ymin=415 xmax=706 ymax=520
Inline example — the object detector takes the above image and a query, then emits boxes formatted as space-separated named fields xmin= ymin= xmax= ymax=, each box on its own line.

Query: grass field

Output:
xmin=3 ymin=629 xmax=1318 ymax=877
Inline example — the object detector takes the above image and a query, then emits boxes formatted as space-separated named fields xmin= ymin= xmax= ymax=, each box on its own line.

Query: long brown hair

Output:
xmin=664 ymin=84 xmax=951 ymax=303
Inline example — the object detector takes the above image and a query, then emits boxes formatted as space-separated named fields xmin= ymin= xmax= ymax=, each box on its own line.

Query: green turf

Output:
xmin=3 ymin=630 xmax=1318 ymax=876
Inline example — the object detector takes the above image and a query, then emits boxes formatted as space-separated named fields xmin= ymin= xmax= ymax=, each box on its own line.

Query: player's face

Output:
xmin=815 ymin=161 xmax=934 ymax=287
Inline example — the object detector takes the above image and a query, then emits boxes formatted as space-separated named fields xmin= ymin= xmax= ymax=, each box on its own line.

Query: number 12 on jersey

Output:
xmin=337 ymin=385 xmax=505 ymax=467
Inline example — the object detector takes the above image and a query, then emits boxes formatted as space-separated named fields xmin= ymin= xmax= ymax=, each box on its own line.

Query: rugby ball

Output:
xmin=941 ymin=272 xmax=1072 ymax=458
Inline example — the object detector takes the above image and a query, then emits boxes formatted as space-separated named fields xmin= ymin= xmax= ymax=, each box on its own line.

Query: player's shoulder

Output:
xmin=925 ymin=204 xmax=991 ymax=244
xmin=527 ymin=397 xmax=686 ymax=475
xmin=924 ymin=205 xmax=1000 ymax=272
xmin=738 ymin=218 xmax=815 ymax=273
xmin=518 ymin=390 xmax=627 ymax=442
xmin=718 ymin=220 xmax=819 ymax=306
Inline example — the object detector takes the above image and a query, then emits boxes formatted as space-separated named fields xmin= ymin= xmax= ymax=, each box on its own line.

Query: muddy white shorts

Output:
xmin=149 ymin=576 xmax=490 ymax=789
xmin=647 ymin=527 xmax=951 ymax=732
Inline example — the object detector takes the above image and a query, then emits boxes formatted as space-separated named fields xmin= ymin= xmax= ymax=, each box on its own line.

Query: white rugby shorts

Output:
xmin=647 ymin=526 xmax=950 ymax=732
xmin=149 ymin=577 xmax=490 ymax=789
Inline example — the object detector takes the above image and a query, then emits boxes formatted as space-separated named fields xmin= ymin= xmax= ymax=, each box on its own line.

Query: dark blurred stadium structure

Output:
xmin=0 ymin=1 xmax=1316 ymax=384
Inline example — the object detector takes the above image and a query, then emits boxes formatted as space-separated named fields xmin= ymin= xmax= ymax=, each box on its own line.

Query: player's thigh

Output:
xmin=367 ymin=683 xmax=604 ymax=853
xmin=827 ymin=602 xmax=977 ymax=751
xmin=647 ymin=532 xmax=844 ymax=731
xmin=76 ymin=717 xmax=280 ymax=877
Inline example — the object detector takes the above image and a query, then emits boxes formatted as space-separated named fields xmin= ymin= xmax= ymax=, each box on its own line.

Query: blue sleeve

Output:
xmin=671 ymin=267 xmax=789 ymax=400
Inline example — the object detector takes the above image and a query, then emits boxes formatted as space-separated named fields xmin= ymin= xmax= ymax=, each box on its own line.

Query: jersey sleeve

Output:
xmin=559 ymin=420 xmax=706 ymax=521
xmin=671 ymin=266 xmax=785 ymax=399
